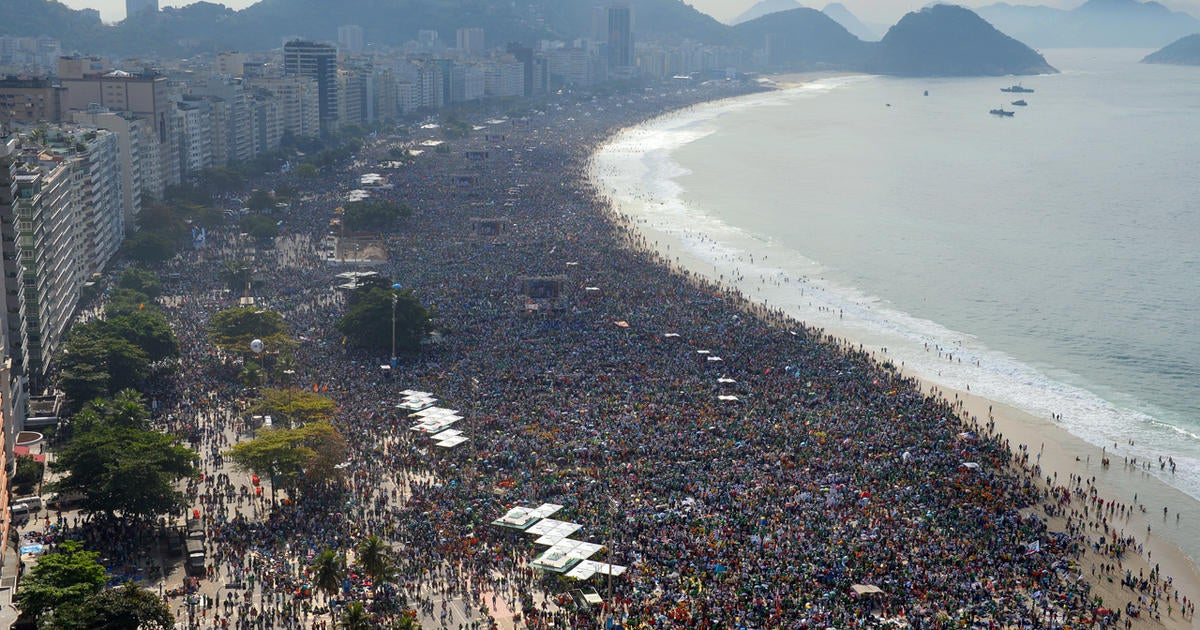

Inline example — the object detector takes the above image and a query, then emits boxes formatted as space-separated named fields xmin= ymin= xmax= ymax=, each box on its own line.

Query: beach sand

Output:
xmin=589 ymin=88 xmax=1200 ymax=627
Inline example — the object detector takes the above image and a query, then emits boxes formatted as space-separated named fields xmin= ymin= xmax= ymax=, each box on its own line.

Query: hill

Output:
xmin=823 ymin=3 xmax=879 ymax=41
xmin=977 ymin=0 xmax=1200 ymax=48
xmin=731 ymin=0 xmax=806 ymax=25
xmin=733 ymin=7 xmax=869 ymax=70
xmin=1143 ymin=33 xmax=1200 ymax=64
xmin=866 ymin=5 xmax=1057 ymax=76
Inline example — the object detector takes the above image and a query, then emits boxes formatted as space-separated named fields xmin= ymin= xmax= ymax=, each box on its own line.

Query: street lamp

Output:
xmin=390 ymin=283 xmax=402 ymax=368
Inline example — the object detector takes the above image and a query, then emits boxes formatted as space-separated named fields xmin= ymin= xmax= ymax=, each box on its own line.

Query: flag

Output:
xmin=1025 ymin=540 xmax=1040 ymax=555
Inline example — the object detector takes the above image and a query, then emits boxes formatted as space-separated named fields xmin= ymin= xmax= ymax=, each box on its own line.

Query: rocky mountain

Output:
xmin=1142 ymin=33 xmax=1200 ymax=64
xmin=866 ymin=4 xmax=1057 ymax=76
xmin=822 ymin=3 xmax=879 ymax=41
xmin=4 ymin=0 xmax=1055 ymax=78
xmin=977 ymin=0 xmax=1200 ymax=48
xmin=731 ymin=0 xmax=806 ymax=25
xmin=733 ymin=7 xmax=870 ymax=69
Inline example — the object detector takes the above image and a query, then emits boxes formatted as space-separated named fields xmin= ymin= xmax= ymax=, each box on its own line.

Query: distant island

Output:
xmin=1142 ymin=34 xmax=1200 ymax=65
xmin=3 ymin=0 xmax=1055 ymax=77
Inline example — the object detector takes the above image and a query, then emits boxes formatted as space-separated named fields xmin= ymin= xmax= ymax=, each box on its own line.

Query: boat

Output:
xmin=989 ymin=107 xmax=1015 ymax=117
xmin=1001 ymin=84 xmax=1034 ymax=93
xmin=1011 ymin=99 xmax=1028 ymax=106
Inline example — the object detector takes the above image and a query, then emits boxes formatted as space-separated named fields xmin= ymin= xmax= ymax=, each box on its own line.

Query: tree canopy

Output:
xmin=208 ymin=307 xmax=291 ymax=355
xmin=50 ymin=423 xmax=196 ymax=519
xmin=116 ymin=267 xmax=162 ymax=299
xmin=252 ymin=388 xmax=337 ymax=428
xmin=59 ymin=331 xmax=150 ymax=406
xmin=226 ymin=421 xmax=347 ymax=500
xmin=51 ymin=583 xmax=174 ymax=630
xmin=240 ymin=214 xmax=280 ymax=240
xmin=15 ymin=540 xmax=107 ymax=624
xmin=335 ymin=287 xmax=431 ymax=353
xmin=121 ymin=232 xmax=175 ymax=265
xmin=341 ymin=200 xmax=410 ymax=233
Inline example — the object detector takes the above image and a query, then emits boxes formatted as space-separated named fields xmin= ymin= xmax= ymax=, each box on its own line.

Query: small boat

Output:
xmin=1001 ymin=84 xmax=1034 ymax=93
xmin=989 ymin=107 xmax=1015 ymax=117
xmin=1011 ymin=99 xmax=1028 ymax=106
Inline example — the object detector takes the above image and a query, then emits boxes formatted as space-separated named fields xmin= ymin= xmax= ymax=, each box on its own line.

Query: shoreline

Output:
xmin=587 ymin=82 xmax=1200 ymax=627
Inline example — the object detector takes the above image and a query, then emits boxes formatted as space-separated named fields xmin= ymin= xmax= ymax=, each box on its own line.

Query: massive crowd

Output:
xmin=30 ymin=79 xmax=1195 ymax=629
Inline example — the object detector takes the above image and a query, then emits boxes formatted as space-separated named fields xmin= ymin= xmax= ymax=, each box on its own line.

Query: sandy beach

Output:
xmin=590 ymin=84 xmax=1200 ymax=627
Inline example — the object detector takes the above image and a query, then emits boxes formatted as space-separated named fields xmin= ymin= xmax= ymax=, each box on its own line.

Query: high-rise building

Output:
xmin=246 ymin=76 xmax=321 ymax=140
xmin=607 ymin=4 xmax=634 ymax=72
xmin=0 ymin=135 xmax=26 ymax=572
xmin=71 ymin=107 xmax=160 ymax=228
xmin=215 ymin=51 xmax=247 ymax=77
xmin=47 ymin=127 xmax=123 ymax=276
xmin=456 ymin=28 xmax=485 ymax=55
xmin=283 ymin=40 xmax=339 ymax=136
xmin=338 ymin=26 xmax=365 ymax=54
xmin=0 ymin=76 xmax=64 ymax=125
xmin=13 ymin=143 xmax=83 ymax=388
xmin=125 ymin=0 xmax=158 ymax=19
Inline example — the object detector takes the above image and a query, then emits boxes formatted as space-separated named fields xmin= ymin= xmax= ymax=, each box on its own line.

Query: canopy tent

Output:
xmin=530 ymin=539 xmax=604 ymax=573
xmin=492 ymin=503 xmax=564 ymax=531
xmin=435 ymin=435 xmax=469 ymax=448
xmin=525 ymin=519 xmax=583 ymax=546
xmin=851 ymin=584 xmax=885 ymax=596
xmin=565 ymin=560 xmax=627 ymax=581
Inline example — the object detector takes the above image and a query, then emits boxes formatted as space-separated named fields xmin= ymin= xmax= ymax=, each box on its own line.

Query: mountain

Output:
xmin=822 ymin=3 xmax=879 ymax=41
xmin=3 ymin=0 xmax=1055 ymax=78
xmin=1143 ymin=33 xmax=1200 ymax=64
xmin=977 ymin=0 xmax=1200 ymax=48
xmin=733 ymin=7 xmax=870 ymax=69
xmin=731 ymin=0 xmax=806 ymax=25
xmin=866 ymin=4 xmax=1057 ymax=76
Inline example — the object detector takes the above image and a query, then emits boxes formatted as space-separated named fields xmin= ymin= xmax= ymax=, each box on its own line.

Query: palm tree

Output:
xmin=311 ymin=549 xmax=347 ymax=602
xmin=339 ymin=602 xmax=372 ymax=630
xmin=355 ymin=535 xmax=391 ymax=587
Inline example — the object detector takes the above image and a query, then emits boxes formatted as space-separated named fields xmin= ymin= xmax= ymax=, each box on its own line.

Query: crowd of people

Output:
xmin=31 ymin=79 xmax=1195 ymax=629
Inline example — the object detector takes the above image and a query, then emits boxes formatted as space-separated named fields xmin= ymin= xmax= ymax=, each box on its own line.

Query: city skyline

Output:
xmin=58 ymin=0 xmax=1200 ymax=29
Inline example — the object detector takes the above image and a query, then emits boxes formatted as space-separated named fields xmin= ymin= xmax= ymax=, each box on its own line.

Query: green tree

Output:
xmin=59 ymin=332 xmax=150 ymax=406
xmin=240 ymin=214 xmax=280 ymax=240
xmin=296 ymin=163 xmax=319 ymax=179
xmin=71 ymin=389 xmax=151 ymax=434
xmin=50 ymin=426 xmax=196 ymax=519
xmin=15 ymin=540 xmax=107 ymax=625
xmin=208 ymin=307 xmax=290 ymax=355
xmin=226 ymin=422 xmax=347 ymax=502
xmin=335 ymin=287 xmax=431 ymax=353
xmin=246 ymin=189 xmax=275 ymax=213
xmin=341 ymin=201 xmax=410 ymax=232
xmin=104 ymin=310 xmax=180 ymax=362
xmin=310 ymin=550 xmax=346 ymax=601
xmin=253 ymin=388 xmax=336 ymax=428
xmin=122 ymin=232 xmax=175 ymax=265
xmin=117 ymin=268 xmax=162 ymax=299
xmin=339 ymin=602 xmax=372 ymax=630
xmin=52 ymin=582 xmax=174 ymax=630
xmin=104 ymin=287 xmax=153 ymax=316
xmin=356 ymin=535 xmax=392 ymax=587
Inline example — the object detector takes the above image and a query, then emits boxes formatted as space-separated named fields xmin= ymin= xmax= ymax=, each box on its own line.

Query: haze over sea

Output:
xmin=592 ymin=48 xmax=1200 ymax=562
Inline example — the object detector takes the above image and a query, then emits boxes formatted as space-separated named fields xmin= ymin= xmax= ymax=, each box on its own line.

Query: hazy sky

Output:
xmin=58 ymin=0 xmax=1200 ymax=28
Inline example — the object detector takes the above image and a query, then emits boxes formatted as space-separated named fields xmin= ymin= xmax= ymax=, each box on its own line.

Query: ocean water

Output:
xmin=591 ymin=49 xmax=1200 ymax=562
